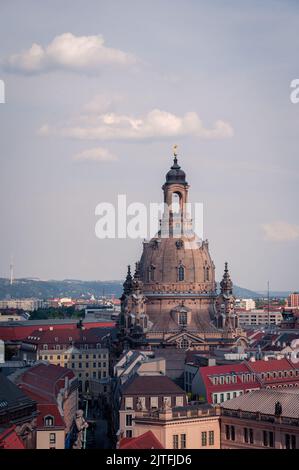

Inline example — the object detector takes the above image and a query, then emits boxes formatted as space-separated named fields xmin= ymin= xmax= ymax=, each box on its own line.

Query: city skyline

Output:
xmin=1 ymin=1 xmax=299 ymax=290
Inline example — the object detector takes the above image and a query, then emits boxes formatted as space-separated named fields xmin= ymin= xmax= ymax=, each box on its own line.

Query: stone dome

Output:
xmin=139 ymin=233 xmax=216 ymax=293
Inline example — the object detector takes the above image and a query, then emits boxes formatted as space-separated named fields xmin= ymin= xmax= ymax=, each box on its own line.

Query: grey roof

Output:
xmin=221 ymin=388 xmax=299 ymax=418
xmin=122 ymin=374 xmax=185 ymax=395
xmin=0 ymin=372 xmax=35 ymax=410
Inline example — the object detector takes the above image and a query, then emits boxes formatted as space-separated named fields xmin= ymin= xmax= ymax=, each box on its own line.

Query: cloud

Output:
xmin=39 ymin=108 xmax=234 ymax=141
xmin=262 ymin=221 xmax=299 ymax=242
xmin=3 ymin=33 xmax=137 ymax=74
xmin=83 ymin=93 xmax=124 ymax=114
xmin=73 ymin=147 xmax=117 ymax=162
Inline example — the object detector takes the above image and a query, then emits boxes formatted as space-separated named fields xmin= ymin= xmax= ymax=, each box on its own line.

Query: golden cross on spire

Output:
xmin=173 ymin=144 xmax=178 ymax=157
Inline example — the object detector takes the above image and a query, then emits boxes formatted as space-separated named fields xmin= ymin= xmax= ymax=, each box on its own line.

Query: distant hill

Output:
xmin=0 ymin=277 xmax=266 ymax=300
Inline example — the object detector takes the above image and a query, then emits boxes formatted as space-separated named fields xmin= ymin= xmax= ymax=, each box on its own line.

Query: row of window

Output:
xmin=172 ymin=431 xmax=214 ymax=449
xmin=211 ymin=369 xmax=299 ymax=386
xmin=42 ymin=344 xmax=102 ymax=350
xmin=39 ymin=357 xmax=107 ymax=368
xmin=225 ymin=426 xmax=297 ymax=449
xmin=40 ymin=352 xmax=107 ymax=359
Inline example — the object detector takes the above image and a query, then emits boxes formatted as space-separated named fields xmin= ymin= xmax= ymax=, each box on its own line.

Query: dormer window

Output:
xmin=178 ymin=311 xmax=187 ymax=326
xmin=44 ymin=415 xmax=54 ymax=427
xmin=147 ymin=265 xmax=155 ymax=282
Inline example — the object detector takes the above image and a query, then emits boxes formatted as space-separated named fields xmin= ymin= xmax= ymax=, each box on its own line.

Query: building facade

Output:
xmin=221 ymin=389 xmax=299 ymax=449
xmin=134 ymin=404 xmax=220 ymax=449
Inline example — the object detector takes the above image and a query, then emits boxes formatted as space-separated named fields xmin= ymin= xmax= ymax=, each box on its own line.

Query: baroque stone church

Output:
xmin=119 ymin=150 xmax=247 ymax=350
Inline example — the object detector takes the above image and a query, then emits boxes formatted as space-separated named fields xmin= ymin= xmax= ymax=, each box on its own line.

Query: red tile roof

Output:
xmin=0 ymin=426 xmax=25 ymax=449
xmin=18 ymin=363 xmax=75 ymax=401
xmin=247 ymin=358 xmax=296 ymax=373
xmin=119 ymin=431 xmax=164 ymax=449
xmin=0 ymin=321 xmax=114 ymax=341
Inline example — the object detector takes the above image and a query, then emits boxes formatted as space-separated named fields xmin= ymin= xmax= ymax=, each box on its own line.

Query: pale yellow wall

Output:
xmin=135 ymin=417 xmax=220 ymax=449
xmin=36 ymin=430 xmax=65 ymax=449
xmin=37 ymin=347 xmax=109 ymax=389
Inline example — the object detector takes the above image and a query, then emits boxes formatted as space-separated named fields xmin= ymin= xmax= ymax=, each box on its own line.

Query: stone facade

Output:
xmin=119 ymin=152 xmax=246 ymax=350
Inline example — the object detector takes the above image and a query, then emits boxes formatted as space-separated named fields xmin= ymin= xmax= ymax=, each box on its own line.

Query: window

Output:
xmin=225 ymin=425 xmax=235 ymax=441
xmin=173 ymin=435 xmax=179 ymax=449
xmin=44 ymin=416 xmax=54 ymax=427
xmin=98 ymin=371 xmax=101 ymax=379
xmin=201 ymin=431 xmax=207 ymax=447
xmin=233 ymin=392 xmax=237 ymax=398
xmin=180 ymin=434 xmax=186 ymax=449
xmin=126 ymin=414 xmax=133 ymax=426
xmin=86 ymin=363 xmax=89 ymax=368
xmin=78 ymin=362 xmax=82 ymax=368
xmin=86 ymin=354 xmax=89 ymax=359
xmin=126 ymin=430 xmax=132 ymax=438
xmin=226 ymin=392 xmax=231 ymax=401
xmin=180 ymin=338 xmax=189 ymax=349
xmin=220 ymin=393 xmax=224 ymax=403
xmin=219 ymin=376 xmax=224 ymax=385
xmin=178 ymin=266 xmax=184 ymax=281
xmin=103 ymin=371 xmax=106 ymax=377
xmin=71 ymin=363 xmax=75 ymax=368
xmin=213 ymin=394 xmax=218 ymax=404
xmin=179 ymin=311 xmax=187 ymax=326
xmin=263 ymin=431 xmax=274 ymax=448
xmin=57 ymin=355 xmax=60 ymax=360
xmin=103 ymin=362 xmax=107 ymax=368
xmin=285 ymin=434 xmax=296 ymax=449
xmin=49 ymin=433 xmax=56 ymax=445
xmin=44 ymin=355 xmax=48 ymax=360
xmin=93 ymin=363 xmax=96 ymax=368
xmin=209 ymin=431 xmax=214 ymax=446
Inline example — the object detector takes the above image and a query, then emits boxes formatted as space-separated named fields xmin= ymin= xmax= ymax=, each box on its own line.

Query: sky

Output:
xmin=0 ymin=0 xmax=299 ymax=291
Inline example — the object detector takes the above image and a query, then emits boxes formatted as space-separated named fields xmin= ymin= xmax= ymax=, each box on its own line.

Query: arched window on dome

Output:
xmin=178 ymin=265 xmax=185 ymax=281
xmin=203 ymin=266 xmax=210 ymax=282
xmin=147 ymin=265 xmax=155 ymax=282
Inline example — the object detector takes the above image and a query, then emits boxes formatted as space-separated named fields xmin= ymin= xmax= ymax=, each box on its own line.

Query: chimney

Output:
xmin=263 ymin=356 xmax=269 ymax=361
xmin=249 ymin=356 xmax=256 ymax=362
xmin=49 ymin=326 xmax=53 ymax=331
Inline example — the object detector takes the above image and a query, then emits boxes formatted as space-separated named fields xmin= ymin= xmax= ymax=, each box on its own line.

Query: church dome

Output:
xmin=165 ymin=156 xmax=187 ymax=185
xmin=139 ymin=234 xmax=215 ymax=293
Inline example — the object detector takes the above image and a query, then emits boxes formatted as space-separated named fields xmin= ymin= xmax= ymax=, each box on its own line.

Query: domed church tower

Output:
xmin=119 ymin=148 xmax=245 ymax=350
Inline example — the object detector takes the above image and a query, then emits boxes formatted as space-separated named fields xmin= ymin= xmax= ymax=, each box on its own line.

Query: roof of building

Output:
xmin=119 ymin=431 xmax=164 ymax=449
xmin=0 ymin=372 xmax=36 ymax=411
xmin=221 ymin=388 xmax=299 ymax=418
xmin=0 ymin=320 xmax=115 ymax=341
xmin=122 ymin=374 xmax=185 ymax=395
xmin=17 ymin=363 xmax=76 ymax=401
xmin=0 ymin=426 xmax=25 ymax=449
xmin=247 ymin=357 xmax=296 ymax=373
xmin=22 ymin=327 xmax=111 ymax=346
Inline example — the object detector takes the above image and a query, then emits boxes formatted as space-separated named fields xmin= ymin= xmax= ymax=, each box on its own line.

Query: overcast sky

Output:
xmin=0 ymin=0 xmax=299 ymax=291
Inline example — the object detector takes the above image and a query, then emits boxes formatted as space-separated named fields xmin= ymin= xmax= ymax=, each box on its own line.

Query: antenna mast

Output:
xmin=10 ymin=255 xmax=14 ymax=286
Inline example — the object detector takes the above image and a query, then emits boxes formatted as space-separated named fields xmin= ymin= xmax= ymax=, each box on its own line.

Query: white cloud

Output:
xmin=83 ymin=93 xmax=124 ymax=114
xmin=39 ymin=108 xmax=234 ymax=141
xmin=262 ymin=221 xmax=299 ymax=242
xmin=73 ymin=147 xmax=117 ymax=162
xmin=3 ymin=33 xmax=137 ymax=74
